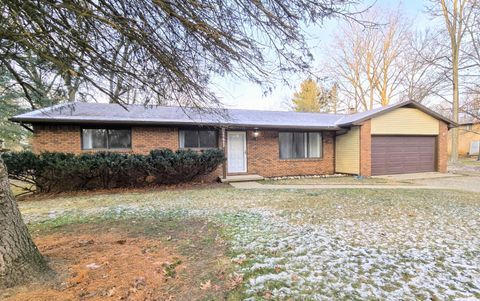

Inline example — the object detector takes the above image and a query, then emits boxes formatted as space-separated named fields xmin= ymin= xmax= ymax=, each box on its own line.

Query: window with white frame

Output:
xmin=82 ymin=128 xmax=131 ymax=150
xmin=179 ymin=129 xmax=218 ymax=148
xmin=279 ymin=132 xmax=322 ymax=159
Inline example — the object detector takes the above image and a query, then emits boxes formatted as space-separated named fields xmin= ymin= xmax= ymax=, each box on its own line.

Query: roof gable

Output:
xmin=336 ymin=101 xmax=456 ymax=128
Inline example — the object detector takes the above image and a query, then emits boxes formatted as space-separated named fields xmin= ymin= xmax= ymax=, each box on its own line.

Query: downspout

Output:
xmin=221 ymin=127 xmax=227 ymax=180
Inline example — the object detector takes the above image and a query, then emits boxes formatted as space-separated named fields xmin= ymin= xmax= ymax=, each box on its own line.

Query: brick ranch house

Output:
xmin=11 ymin=101 xmax=455 ymax=181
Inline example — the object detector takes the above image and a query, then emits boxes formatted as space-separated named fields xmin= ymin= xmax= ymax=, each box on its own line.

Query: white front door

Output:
xmin=227 ymin=131 xmax=247 ymax=173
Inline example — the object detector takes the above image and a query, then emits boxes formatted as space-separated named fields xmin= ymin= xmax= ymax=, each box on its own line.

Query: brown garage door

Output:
xmin=371 ymin=136 xmax=436 ymax=175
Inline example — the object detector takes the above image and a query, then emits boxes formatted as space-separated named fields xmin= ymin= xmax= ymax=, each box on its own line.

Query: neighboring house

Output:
xmin=10 ymin=101 xmax=455 ymax=181
xmin=447 ymin=122 xmax=480 ymax=157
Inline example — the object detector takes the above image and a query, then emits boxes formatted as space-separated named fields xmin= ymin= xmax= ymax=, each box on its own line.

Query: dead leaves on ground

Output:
xmin=200 ymin=280 xmax=212 ymax=290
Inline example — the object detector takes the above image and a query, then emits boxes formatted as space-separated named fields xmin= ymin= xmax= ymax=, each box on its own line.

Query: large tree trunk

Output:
xmin=451 ymin=50 xmax=460 ymax=163
xmin=0 ymin=156 xmax=50 ymax=288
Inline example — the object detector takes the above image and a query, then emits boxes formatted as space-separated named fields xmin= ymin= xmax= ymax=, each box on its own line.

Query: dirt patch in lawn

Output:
xmin=2 ymin=220 xmax=235 ymax=301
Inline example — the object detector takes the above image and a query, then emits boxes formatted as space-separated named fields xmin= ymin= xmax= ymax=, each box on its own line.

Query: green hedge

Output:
xmin=2 ymin=149 xmax=225 ymax=193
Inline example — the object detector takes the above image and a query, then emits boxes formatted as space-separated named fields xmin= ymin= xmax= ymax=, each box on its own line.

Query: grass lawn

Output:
xmin=458 ymin=157 xmax=480 ymax=166
xmin=4 ymin=186 xmax=480 ymax=300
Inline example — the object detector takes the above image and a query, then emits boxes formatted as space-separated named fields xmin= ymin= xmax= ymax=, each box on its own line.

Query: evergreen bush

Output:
xmin=2 ymin=149 xmax=225 ymax=193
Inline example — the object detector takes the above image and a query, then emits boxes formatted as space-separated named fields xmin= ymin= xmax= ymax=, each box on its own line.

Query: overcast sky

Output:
xmin=211 ymin=0 xmax=431 ymax=111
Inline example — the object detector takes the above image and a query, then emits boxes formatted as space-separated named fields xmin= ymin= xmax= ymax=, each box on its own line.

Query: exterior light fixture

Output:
xmin=253 ymin=129 xmax=259 ymax=139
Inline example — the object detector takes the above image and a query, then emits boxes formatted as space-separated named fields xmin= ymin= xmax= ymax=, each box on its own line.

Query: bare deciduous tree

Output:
xmin=427 ymin=0 xmax=478 ymax=162
xmin=328 ymin=8 xmax=411 ymax=111
xmin=400 ymin=30 xmax=451 ymax=103
xmin=463 ymin=1 xmax=480 ymax=107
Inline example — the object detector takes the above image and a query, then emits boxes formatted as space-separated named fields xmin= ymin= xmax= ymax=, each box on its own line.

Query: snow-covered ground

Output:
xmin=21 ymin=188 xmax=480 ymax=300
xmin=223 ymin=209 xmax=479 ymax=300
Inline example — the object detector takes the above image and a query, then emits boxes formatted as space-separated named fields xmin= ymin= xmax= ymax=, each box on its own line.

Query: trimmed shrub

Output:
xmin=147 ymin=149 xmax=224 ymax=184
xmin=2 ymin=149 xmax=225 ymax=193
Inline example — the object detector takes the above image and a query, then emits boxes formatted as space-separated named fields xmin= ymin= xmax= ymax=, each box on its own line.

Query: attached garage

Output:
xmin=368 ymin=107 xmax=441 ymax=176
xmin=371 ymin=136 xmax=436 ymax=175
xmin=334 ymin=101 xmax=455 ymax=176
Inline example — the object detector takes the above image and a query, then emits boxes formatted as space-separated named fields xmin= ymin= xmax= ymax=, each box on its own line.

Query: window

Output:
xmin=279 ymin=132 xmax=322 ymax=159
xmin=179 ymin=129 xmax=217 ymax=148
xmin=82 ymin=128 xmax=131 ymax=150
xmin=469 ymin=140 xmax=480 ymax=155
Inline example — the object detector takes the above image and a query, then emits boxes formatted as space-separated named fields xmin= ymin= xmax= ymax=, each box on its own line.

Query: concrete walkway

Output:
xmin=373 ymin=172 xmax=461 ymax=181
xmin=411 ymin=175 xmax=480 ymax=193
xmin=230 ymin=181 xmax=446 ymax=190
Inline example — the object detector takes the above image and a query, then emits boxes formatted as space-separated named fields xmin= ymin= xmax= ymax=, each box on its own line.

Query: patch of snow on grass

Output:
xmin=22 ymin=189 xmax=480 ymax=300
xmin=221 ymin=207 xmax=480 ymax=300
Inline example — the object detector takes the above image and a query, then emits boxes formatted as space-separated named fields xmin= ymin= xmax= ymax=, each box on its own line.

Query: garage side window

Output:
xmin=82 ymin=128 xmax=131 ymax=150
xmin=279 ymin=132 xmax=322 ymax=159
xmin=179 ymin=130 xmax=218 ymax=149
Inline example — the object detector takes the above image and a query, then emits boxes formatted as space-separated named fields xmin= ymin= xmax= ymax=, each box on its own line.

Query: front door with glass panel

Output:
xmin=227 ymin=131 xmax=247 ymax=173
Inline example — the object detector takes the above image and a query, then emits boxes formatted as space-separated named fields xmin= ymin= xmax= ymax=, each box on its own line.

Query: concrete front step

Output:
xmin=220 ymin=174 xmax=264 ymax=183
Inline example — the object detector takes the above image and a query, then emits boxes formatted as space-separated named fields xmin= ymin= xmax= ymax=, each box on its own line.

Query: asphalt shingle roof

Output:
xmin=10 ymin=102 xmax=344 ymax=130
xmin=10 ymin=100 xmax=455 ymax=129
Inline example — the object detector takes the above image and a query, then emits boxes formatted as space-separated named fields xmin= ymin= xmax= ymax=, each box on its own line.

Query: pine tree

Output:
xmin=292 ymin=79 xmax=323 ymax=112
xmin=292 ymin=79 xmax=335 ymax=112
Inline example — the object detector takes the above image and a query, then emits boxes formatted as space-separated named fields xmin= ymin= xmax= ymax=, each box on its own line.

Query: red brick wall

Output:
xmin=31 ymin=125 xmax=335 ymax=180
xmin=359 ymin=120 xmax=372 ymax=177
xmin=32 ymin=125 xmax=180 ymax=154
xmin=132 ymin=127 xmax=178 ymax=154
xmin=233 ymin=130 xmax=335 ymax=178
xmin=32 ymin=124 xmax=81 ymax=153
xmin=438 ymin=121 xmax=448 ymax=173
